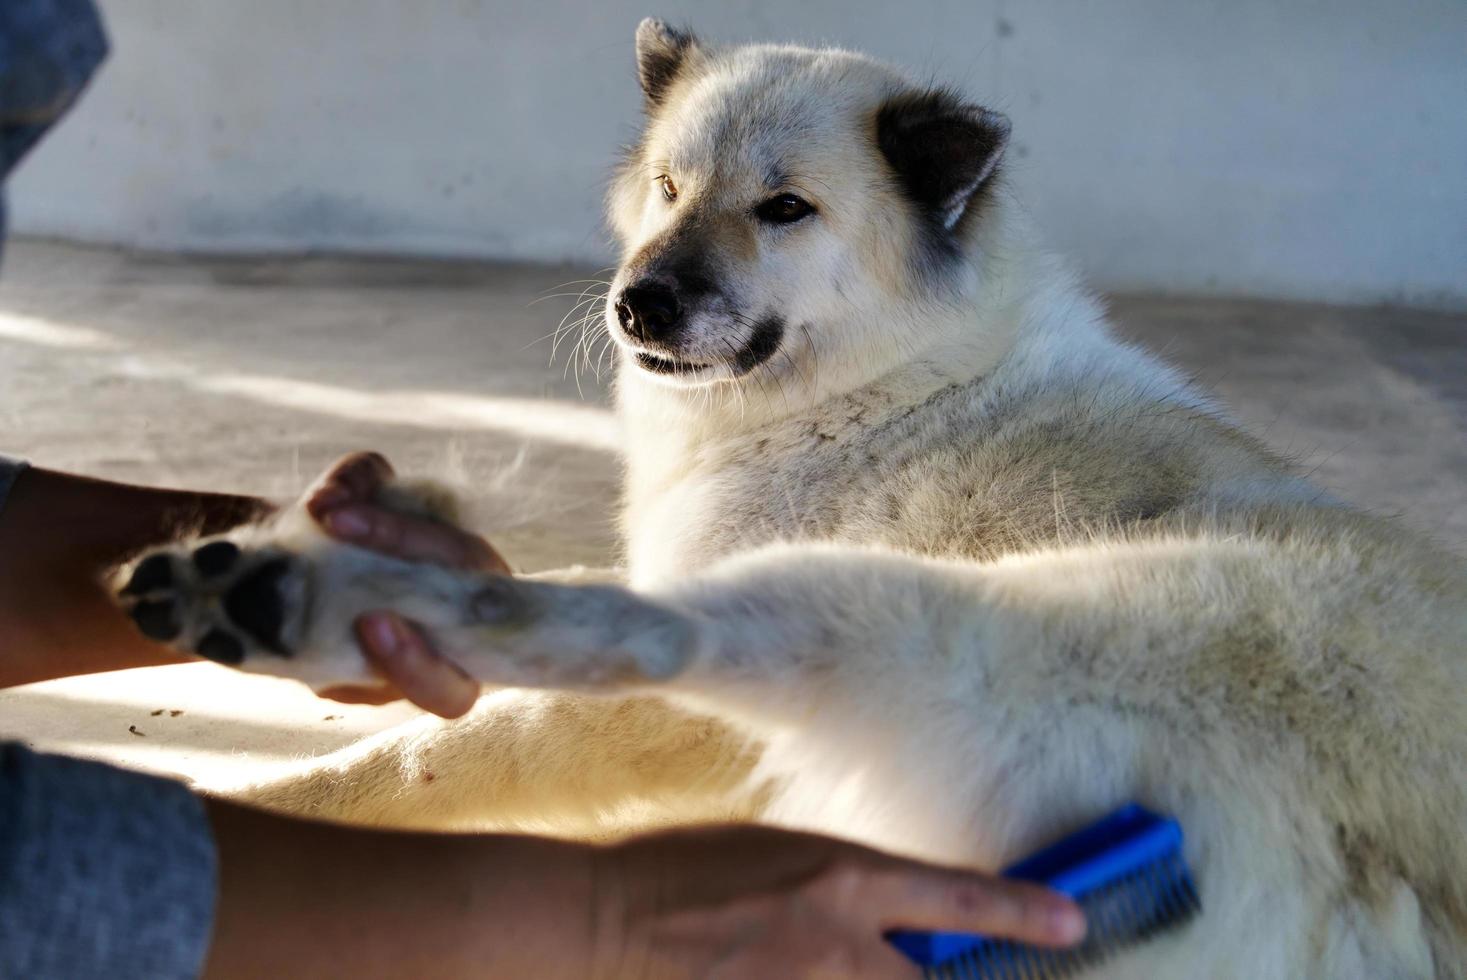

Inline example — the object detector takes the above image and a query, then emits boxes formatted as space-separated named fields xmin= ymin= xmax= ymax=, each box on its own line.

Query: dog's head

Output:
xmin=606 ymin=19 xmax=1011 ymax=399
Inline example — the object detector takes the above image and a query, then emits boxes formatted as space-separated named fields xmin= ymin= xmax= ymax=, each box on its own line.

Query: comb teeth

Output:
xmin=887 ymin=806 xmax=1202 ymax=978
xmin=924 ymin=855 xmax=1202 ymax=979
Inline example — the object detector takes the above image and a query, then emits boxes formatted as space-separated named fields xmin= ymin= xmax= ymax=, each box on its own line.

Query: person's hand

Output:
xmin=306 ymin=452 xmax=507 ymax=718
xmin=596 ymin=825 xmax=1086 ymax=978
xmin=203 ymin=805 xmax=1084 ymax=980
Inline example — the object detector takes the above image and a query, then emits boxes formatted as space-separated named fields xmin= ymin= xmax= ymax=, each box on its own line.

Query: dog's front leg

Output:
xmin=441 ymin=543 xmax=984 ymax=728
xmin=432 ymin=544 xmax=1014 ymax=856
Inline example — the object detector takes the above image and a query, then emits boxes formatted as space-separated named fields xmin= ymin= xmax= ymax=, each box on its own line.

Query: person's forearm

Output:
xmin=203 ymin=800 xmax=595 ymax=979
xmin=0 ymin=466 xmax=268 ymax=687
xmin=203 ymin=795 xmax=1088 ymax=980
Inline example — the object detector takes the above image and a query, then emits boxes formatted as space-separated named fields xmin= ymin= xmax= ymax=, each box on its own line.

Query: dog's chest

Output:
xmin=624 ymin=448 xmax=832 ymax=585
xmin=624 ymin=409 xmax=925 ymax=585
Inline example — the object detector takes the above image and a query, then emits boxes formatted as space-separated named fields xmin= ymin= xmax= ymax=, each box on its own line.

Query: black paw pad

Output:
xmin=192 ymin=540 xmax=241 ymax=578
xmin=196 ymin=629 xmax=245 ymax=665
xmin=121 ymin=554 xmax=173 ymax=596
xmin=223 ymin=558 xmax=292 ymax=654
xmin=130 ymin=599 xmax=181 ymax=641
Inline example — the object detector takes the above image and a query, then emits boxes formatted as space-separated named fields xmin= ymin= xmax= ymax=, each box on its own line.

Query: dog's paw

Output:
xmin=115 ymin=538 xmax=310 ymax=667
xmin=459 ymin=577 xmax=702 ymax=690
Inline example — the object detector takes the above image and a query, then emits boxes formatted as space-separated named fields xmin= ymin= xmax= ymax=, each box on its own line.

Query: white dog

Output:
xmin=119 ymin=20 xmax=1466 ymax=977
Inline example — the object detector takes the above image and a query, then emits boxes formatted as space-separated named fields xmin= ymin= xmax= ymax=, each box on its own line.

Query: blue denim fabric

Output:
xmin=2 ymin=12 xmax=218 ymax=979
xmin=0 ymin=745 xmax=217 ymax=979
xmin=0 ymin=0 xmax=108 ymax=237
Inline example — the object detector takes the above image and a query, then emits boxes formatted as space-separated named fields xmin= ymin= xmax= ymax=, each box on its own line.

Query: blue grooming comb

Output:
xmin=887 ymin=804 xmax=1200 ymax=978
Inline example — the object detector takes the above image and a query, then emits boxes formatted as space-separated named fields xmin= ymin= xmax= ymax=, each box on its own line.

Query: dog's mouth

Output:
xmin=634 ymin=351 xmax=713 ymax=376
xmin=627 ymin=317 xmax=786 ymax=382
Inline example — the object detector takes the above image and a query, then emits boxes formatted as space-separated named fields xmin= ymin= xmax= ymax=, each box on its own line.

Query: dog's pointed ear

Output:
xmin=635 ymin=18 xmax=699 ymax=107
xmin=877 ymin=89 xmax=1011 ymax=231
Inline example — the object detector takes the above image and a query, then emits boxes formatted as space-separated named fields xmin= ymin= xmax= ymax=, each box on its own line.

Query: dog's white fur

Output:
xmin=124 ymin=22 xmax=1466 ymax=977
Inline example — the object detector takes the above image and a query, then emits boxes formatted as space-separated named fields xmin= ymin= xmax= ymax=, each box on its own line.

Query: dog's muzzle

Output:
xmin=615 ymin=281 xmax=683 ymax=345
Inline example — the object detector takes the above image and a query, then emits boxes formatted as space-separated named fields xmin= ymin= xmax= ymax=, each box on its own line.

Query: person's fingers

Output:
xmin=315 ymin=682 xmax=405 ymax=706
xmin=354 ymin=612 xmax=480 ymax=718
xmin=305 ymin=450 xmax=512 ymax=573
xmin=306 ymin=451 xmax=394 ymax=519
xmin=863 ymin=863 xmax=1085 ymax=949
xmin=324 ymin=503 xmax=511 ymax=572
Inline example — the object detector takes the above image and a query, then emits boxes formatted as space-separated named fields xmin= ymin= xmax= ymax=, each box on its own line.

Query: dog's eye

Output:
xmin=658 ymin=175 xmax=679 ymax=202
xmin=755 ymin=194 xmax=815 ymax=224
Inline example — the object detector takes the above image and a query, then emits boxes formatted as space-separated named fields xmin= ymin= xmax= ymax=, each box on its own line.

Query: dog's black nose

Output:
xmin=615 ymin=282 xmax=682 ymax=344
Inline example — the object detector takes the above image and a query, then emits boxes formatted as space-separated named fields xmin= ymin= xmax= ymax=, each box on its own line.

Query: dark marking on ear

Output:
xmin=635 ymin=18 xmax=698 ymax=107
xmin=876 ymin=88 xmax=1011 ymax=242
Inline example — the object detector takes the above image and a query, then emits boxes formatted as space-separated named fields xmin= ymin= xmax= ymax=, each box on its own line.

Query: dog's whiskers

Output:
xmin=797 ymin=322 xmax=821 ymax=395
xmin=539 ymin=277 xmax=612 ymax=371
xmin=535 ymin=270 xmax=617 ymax=294
xmin=549 ymin=296 xmax=607 ymax=370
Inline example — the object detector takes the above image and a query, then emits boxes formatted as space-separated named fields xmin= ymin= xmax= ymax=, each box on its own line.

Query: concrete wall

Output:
xmin=9 ymin=0 xmax=1466 ymax=308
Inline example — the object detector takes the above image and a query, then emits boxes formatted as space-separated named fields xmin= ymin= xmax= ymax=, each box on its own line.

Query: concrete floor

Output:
xmin=2 ymin=239 xmax=1464 ymax=786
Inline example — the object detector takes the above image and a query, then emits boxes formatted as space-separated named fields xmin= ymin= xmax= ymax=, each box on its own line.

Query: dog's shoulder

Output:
xmin=828 ymin=313 xmax=1314 ymax=560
